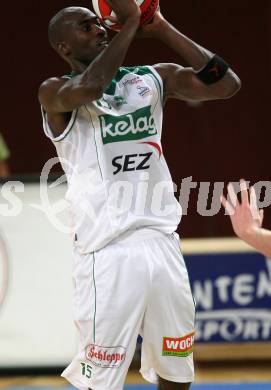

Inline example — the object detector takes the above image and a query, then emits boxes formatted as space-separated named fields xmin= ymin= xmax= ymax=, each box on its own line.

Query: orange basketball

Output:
xmin=92 ymin=0 xmax=159 ymax=31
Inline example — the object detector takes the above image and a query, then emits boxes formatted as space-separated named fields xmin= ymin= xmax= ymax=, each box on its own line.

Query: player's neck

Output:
xmin=70 ymin=59 xmax=91 ymax=75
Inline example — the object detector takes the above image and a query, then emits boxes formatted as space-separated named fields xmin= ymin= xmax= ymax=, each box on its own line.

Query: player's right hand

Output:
xmin=106 ymin=0 xmax=140 ymax=25
xmin=137 ymin=11 xmax=165 ymax=39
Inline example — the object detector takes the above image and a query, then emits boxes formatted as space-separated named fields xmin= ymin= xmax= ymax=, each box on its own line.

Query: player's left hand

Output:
xmin=137 ymin=11 xmax=165 ymax=38
xmin=221 ymin=180 xmax=264 ymax=241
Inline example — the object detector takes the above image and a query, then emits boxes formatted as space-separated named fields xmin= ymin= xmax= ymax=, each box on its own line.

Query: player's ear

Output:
xmin=56 ymin=42 xmax=71 ymax=56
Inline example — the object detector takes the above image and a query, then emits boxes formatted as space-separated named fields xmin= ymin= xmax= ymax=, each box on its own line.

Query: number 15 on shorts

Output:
xmin=81 ymin=362 xmax=92 ymax=378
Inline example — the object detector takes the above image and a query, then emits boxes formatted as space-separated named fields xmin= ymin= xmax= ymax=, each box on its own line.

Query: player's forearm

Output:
xmin=157 ymin=20 xmax=240 ymax=97
xmin=241 ymin=227 xmax=271 ymax=258
xmin=79 ymin=17 xmax=140 ymax=96
xmin=157 ymin=20 xmax=212 ymax=71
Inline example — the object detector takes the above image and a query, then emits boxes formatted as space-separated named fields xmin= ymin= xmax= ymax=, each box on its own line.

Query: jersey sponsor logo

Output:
xmin=121 ymin=76 xmax=142 ymax=88
xmin=112 ymin=152 xmax=152 ymax=175
xmin=99 ymin=105 xmax=157 ymax=145
xmin=208 ymin=63 xmax=220 ymax=76
xmin=139 ymin=142 xmax=163 ymax=159
xmin=113 ymin=95 xmax=127 ymax=107
xmin=97 ymin=95 xmax=127 ymax=110
xmin=162 ymin=332 xmax=195 ymax=357
xmin=137 ymin=85 xmax=152 ymax=97
xmin=97 ymin=97 xmax=112 ymax=110
xmin=86 ymin=344 xmax=126 ymax=368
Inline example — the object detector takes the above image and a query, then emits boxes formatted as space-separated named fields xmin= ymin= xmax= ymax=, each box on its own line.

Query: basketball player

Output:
xmin=38 ymin=1 xmax=240 ymax=389
xmin=221 ymin=180 xmax=271 ymax=258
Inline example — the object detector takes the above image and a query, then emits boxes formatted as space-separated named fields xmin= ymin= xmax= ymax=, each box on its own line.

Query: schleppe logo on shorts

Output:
xmin=86 ymin=344 xmax=126 ymax=368
xmin=162 ymin=332 xmax=195 ymax=357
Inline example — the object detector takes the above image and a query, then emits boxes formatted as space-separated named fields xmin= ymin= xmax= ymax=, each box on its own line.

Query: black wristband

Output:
xmin=195 ymin=54 xmax=229 ymax=85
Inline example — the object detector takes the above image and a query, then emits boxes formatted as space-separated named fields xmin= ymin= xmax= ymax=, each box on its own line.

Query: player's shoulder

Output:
xmin=39 ymin=76 xmax=67 ymax=95
xmin=38 ymin=76 xmax=67 ymax=107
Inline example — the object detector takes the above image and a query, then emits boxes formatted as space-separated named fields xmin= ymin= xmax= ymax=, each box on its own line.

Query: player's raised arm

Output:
xmin=139 ymin=12 xmax=241 ymax=102
xmin=38 ymin=0 xmax=140 ymax=114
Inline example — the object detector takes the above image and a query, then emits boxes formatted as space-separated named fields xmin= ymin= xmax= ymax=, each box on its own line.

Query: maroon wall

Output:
xmin=1 ymin=0 xmax=270 ymax=237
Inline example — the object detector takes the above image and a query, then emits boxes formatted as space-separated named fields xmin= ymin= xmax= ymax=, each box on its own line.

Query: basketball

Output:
xmin=92 ymin=0 xmax=160 ymax=31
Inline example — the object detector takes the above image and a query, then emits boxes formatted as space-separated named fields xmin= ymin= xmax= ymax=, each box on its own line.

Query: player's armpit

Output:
xmin=154 ymin=63 xmax=241 ymax=102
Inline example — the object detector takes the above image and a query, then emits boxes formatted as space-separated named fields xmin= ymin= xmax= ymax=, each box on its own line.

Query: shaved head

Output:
xmin=48 ymin=7 xmax=93 ymax=49
xmin=47 ymin=7 xmax=108 ymax=66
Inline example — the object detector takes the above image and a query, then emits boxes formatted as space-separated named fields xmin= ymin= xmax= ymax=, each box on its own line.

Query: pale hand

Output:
xmin=221 ymin=180 xmax=264 ymax=241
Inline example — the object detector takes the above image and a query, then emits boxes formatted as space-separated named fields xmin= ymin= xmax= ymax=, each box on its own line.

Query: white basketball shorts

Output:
xmin=62 ymin=230 xmax=196 ymax=390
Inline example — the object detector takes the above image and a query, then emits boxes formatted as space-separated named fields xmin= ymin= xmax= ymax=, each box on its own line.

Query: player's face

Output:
xmin=65 ymin=10 xmax=109 ymax=64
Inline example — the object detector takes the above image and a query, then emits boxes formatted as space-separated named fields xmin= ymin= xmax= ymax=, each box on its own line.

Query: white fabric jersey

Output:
xmin=42 ymin=66 xmax=182 ymax=253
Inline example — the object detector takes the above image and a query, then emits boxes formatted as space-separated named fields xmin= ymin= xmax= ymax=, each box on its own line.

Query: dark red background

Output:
xmin=1 ymin=0 xmax=270 ymax=237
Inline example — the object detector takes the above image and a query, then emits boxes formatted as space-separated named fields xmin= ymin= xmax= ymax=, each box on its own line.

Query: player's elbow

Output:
xmin=219 ymin=72 xmax=241 ymax=99
xmin=224 ymin=74 xmax=241 ymax=99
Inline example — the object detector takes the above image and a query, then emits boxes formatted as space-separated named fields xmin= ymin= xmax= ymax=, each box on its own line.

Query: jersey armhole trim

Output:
xmin=146 ymin=66 xmax=164 ymax=106
xmin=41 ymin=107 xmax=78 ymax=142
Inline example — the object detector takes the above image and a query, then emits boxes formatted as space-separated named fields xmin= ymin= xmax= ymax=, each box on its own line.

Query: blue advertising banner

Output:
xmin=185 ymin=251 xmax=271 ymax=344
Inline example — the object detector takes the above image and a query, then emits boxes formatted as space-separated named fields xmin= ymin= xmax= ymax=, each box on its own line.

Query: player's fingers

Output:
xmin=221 ymin=195 xmax=226 ymax=209
xmin=249 ymin=186 xmax=260 ymax=219
xmin=220 ymin=195 xmax=235 ymax=216
xmin=227 ymin=183 xmax=239 ymax=208
xmin=259 ymin=209 xmax=264 ymax=225
xmin=240 ymin=179 xmax=249 ymax=206
xmin=103 ymin=15 xmax=118 ymax=22
xmin=250 ymin=186 xmax=258 ymax=210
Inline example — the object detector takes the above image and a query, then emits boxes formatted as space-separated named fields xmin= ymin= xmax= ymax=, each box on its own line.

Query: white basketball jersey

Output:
xmin=42 ymin=66 xmax=182 ymax=253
